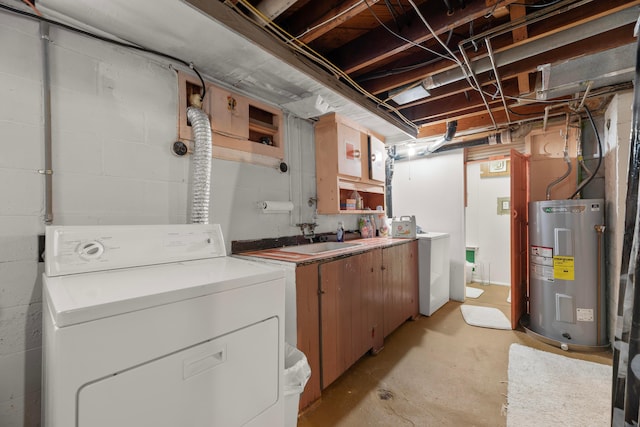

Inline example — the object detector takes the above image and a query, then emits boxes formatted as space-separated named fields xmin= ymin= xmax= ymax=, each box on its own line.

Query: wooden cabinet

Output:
xmin=315 ymin=113 xmax=387 ymax=214
xmin=293 ymin=241 xmax=415 ymax=409
xmin=337 ymin=122 xmax=363 ymax=178
xmin=210 ymin=87 xmax=249 ymax=140
xmin=319 ymin=250 xmax=384 ymax=389
xmin=382 ymin=241 xmax=419 ymax=337
xmin=319 ymin=256 xmax=356 ymax=388
xmin=177 ymin=72 xmax=284 ymax=167
xmin=369 ymin=135 xmax=386 ymax=183
xmin=295 ymin=264 xmax=321 ymax=410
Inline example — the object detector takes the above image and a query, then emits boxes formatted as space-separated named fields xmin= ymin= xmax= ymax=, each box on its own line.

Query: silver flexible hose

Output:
xmin=186 ymin=106 xmax=212 ymax=224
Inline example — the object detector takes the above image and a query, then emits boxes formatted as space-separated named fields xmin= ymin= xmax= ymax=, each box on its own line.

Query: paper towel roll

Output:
xmin=259 ymin=201 xmax=294 ymax=213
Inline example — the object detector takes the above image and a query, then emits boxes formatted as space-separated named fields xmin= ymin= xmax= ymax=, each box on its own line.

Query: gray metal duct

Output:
xmin=423 ymin=6 xmax=639 ymax=91
xmin=538 ymin=43 xmax=635 ymax=100
xmin=186 ymin=106 xmax=212 ymax=224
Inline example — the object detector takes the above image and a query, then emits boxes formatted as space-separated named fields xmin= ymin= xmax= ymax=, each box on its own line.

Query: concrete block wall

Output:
xmin=0 ymin=12 xmax=344 ymax=426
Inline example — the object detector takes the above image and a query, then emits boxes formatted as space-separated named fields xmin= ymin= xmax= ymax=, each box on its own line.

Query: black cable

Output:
xmin=0 ymin=2 xmax=207 ymax=101
xmin=568 ymin=106 xmax=602 ymax=199
xmin=511 ymin=0 xmax=563 ymax=8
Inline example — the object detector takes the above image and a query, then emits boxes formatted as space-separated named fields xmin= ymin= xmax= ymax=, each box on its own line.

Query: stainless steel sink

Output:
xmin=279 ymin=241 xmax=361 ymax=255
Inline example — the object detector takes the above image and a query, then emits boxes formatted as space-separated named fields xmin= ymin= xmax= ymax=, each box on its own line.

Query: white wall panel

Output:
xmin=392 ymin=151 xmax=466 ymax=301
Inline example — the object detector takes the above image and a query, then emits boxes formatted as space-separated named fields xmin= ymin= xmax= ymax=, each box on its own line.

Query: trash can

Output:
xmin=284 ymin=343 xmax=311 ymax=427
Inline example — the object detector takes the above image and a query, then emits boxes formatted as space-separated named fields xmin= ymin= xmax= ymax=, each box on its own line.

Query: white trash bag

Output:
xmin=284 ymin=343 xmax=311 ymax=396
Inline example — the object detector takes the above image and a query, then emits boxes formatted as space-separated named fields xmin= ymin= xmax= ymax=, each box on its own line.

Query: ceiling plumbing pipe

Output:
xmin=545 ymin=114 xmax=572 ymax=200
xmin=426 ymin=120 xmax=458 ymax=153
xmin=385 ymin=145 xmax=395 ymax=217
xmin=424 ymin=5 xmax=636 ymax=91
xmin=186 ymin=94 xmax=212 ymax=224
xmin=40 ymin=22 xmax=53 ymax=224
xmin=568 ymin=106 xmax=602 ymax=199
xmin=459 ymin=42 xmax=497 ymax=129
xmin=485 ymin=37 xmax=510 ymax=124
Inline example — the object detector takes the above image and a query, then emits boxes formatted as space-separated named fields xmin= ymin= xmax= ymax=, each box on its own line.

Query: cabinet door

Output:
xmin=368 ymin=135 xmax=386 ymax=183
xmin=320 ymin=257 xmax=355 ymax=388
xmin=337 ymin=123 xmax=362 ymax=178
xmin=360 ymin=249 xmax=384 ymax=353
xmin=382 ymin=244 xmax=404 ymax=337
xmin=403 ymin=240 xmax=419 ymax=320
xmin=382 ymin=242 xmax=419 ymax=337
xmin=210 ymin=88 xmax=249 ymax=139
xmin=295 ymin=264 xmax=321 ymax=410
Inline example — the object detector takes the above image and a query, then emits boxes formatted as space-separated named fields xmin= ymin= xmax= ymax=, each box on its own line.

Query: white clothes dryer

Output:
xmin=42 ymin=224 xmax=285 ymax=427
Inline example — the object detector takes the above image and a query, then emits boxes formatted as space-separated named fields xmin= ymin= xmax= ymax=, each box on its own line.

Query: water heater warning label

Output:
xmin=530 ymin=246 xmax=554 ymax=282
xmin=553 ymin=256 xmax=575 ymax=280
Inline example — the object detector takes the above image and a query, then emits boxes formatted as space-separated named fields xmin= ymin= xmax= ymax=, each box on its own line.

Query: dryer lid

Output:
xmin=43 ymin=256 xmax=284 ymax=327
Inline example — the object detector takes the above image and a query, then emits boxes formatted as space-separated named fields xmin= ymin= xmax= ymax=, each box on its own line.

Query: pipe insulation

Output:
xmin=186 ymin=106 xmax=212 ymax=224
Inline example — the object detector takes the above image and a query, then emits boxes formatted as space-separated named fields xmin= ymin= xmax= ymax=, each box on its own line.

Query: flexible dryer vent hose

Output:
xmin=186 ymin=106 xmax=212 ymax=224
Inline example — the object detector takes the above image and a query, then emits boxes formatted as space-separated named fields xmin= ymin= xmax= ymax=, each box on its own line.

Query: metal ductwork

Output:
xmin=257 ymin=0 xmax=297 ymax=20
xmin=186 ymin=104 xmax=212 ymax=224
xmin=423 ymin=6 xmax=638 ymax=91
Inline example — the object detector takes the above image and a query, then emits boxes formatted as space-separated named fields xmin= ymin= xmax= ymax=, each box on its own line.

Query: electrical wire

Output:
xmin=406 ymin=0 xmax=464 ymax=68
xmin=228 ymin=0 xmax=418 ymax=132
xmin=362 ymin=0 xmax=457 ymax=63
xmin=511 ymin=0 xmax=564 ymax=8
xmin=383 ymin=0 xmax=401 ymax=32
xmin=294 ymin=0 xmax=365 ymax=41
xmin=484 ymin=0 xmax=500 ymax=18
xmin=0 ymin=2 xmax=207 ymax=101
xmin=569 ymin=106 xmax=602 ymax=199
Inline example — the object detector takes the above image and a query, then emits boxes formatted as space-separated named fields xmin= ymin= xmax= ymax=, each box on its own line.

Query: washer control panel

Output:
xmin=45 ymin=224 xmax=226 ymax=277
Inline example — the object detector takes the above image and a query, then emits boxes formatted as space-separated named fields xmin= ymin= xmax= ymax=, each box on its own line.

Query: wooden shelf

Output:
xmin=178 ymin=71 xmax=284 ymax=167
xmin=249 ymin=117 xmax=278 ymax=133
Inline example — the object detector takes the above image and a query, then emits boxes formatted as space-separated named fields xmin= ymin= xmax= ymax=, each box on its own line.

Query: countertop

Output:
xmin=236 ymin=237 xmax=415 ymax=265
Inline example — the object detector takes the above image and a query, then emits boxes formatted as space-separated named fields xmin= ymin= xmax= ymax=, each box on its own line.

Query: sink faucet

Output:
xmin=296 ymin=223 xmax=318 ymax=243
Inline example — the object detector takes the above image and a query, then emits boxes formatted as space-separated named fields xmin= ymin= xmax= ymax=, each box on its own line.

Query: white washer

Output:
xmin=417 ymin=232 xmax=450 ymax=316
xmin=42 ymin=224 xmax=285 ymax=427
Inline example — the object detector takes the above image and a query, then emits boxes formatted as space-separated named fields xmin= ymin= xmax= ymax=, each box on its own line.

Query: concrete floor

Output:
xmin=297 ymin=283 xmax=612 ymax=427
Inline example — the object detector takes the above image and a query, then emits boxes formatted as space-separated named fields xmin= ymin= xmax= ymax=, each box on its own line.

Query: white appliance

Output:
xmin=42 ymin=224 xmax=285 ymax=427
xmin=417 ymin=232 xmax=451 ymax=316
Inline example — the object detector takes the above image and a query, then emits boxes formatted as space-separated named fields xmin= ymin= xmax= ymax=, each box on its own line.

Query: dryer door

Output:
xmin=78 ymin=317 xmax=279 ymax=426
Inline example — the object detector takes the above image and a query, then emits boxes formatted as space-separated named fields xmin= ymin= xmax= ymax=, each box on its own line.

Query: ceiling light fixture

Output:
xmin=390 ymin=80 xmax=431 ymax=105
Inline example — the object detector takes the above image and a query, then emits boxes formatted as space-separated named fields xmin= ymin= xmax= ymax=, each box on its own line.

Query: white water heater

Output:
xmin=528 ymin=199 xmax=606 ymax=347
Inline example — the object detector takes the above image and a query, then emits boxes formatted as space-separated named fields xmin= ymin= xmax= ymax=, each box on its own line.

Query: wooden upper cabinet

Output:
xmin=315 ymin=113 xmax=386 ymax=214
xmin=337 ymin=123 xmax=363 ymax=179
xmin=368 ymin=135 xmax=386 ymax=183
xmin=210 ymin=87 xmax=249 ymax=140
xmin=177 ymin=71 xmax=284 ymax=167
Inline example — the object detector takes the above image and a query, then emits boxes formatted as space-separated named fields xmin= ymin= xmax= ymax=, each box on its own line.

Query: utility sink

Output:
xmin=279 ymin=241 xmax=361 ymax=255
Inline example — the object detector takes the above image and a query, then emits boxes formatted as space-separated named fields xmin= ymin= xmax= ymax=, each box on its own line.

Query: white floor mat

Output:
xmin=466 ymin=286 xmax=484 ymax=299
xmin=460 ymin=305 xmax=511 ymax=330
xmin=507 ymin=344 xmax=611 ymax=426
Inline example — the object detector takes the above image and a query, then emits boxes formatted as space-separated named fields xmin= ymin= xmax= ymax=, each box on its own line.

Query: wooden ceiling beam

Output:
xmin=289 ymin=0 xmax=379 ymax=44
xmin=510 ymin=2 xmax=530 ymax=95
xmin=362 ymin=0 xmax=639 ymax=95
xmin=331 ymin=0 xmax=519 ymax=74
